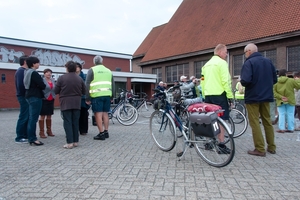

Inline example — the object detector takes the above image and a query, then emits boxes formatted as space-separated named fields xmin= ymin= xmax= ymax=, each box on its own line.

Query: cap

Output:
xmin=180 ymin=75 xmax=187 ymax=81
xmin=174 ymin=80 xmax=179 ymax=83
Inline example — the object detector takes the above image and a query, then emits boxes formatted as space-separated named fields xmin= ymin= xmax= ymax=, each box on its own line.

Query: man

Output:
xmin=172 ymin=80 xmax=181 ymax=102
xmin=86 ymin=55 xmax=113 ymax=140
xmin=241 ymin=43 xmax=277 ymax=156
xmin=180 ymin=75 xmax=195 ymax=97
xmin=201 ymin=44 xmax=233 ymax=154
xmin=14 ymin=55 xmax=29 ymax=144
xmin=189 ymin=76 xmax=197 ymax=98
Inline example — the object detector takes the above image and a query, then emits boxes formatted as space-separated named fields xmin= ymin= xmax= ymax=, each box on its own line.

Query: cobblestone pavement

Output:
xmin=0 ymin=109 xmax=299 ymax=200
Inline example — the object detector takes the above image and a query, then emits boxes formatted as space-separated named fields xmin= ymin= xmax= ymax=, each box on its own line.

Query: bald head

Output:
xmin=244 ymin=43 xmax=258 ymax=58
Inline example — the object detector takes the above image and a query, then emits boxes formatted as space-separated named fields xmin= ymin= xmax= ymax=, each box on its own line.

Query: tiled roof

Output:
xmin=135 ymin=0 xmax=300 ymax=63
xmin=133 ymin=24 xmax=166 ymax=58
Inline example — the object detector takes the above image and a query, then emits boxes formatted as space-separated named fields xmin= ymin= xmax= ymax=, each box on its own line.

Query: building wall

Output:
xmin=136 ymin=37 xmax=300 ymax=85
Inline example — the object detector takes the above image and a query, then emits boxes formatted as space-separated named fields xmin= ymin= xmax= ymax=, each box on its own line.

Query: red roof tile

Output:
xmin=133 ymin=24 xmax=166 ymax=58
xmin=136 ymin=0 xmax=300 ymax=63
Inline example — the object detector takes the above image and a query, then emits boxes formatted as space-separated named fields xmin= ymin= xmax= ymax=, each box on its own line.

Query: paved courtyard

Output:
xmin=0 ymin=109 xmax=299 ymax=200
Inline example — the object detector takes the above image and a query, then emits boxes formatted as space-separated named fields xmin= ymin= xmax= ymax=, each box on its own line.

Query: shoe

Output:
xmin=247 ymin=149 xmax=266 ymax=157
xmin=63 ymin=143 xmax=73 ymax=149
xmin=29 ymin=141 xmax=44 ymax=146
xmin=285 ymin=130 xmax=294 ymax=133
xmin=73 ymin=143 xmax=78 ymax=147
xmin=217 ymin=144 xmax=231 ymax=154
xmin=15 ymin=138 xmax=28 ymax=144
xmin=103 ymin=130 xmax=109 ymax=138
xmin=267 ymin=149 xmax=276 ymax=154
xmin=80 ymin=133 xmax=87 ymax=135
xmin=276 ymin=130 xmax=285 ymax=133
xmin=94 ymin=133 xmax=105 ymax=140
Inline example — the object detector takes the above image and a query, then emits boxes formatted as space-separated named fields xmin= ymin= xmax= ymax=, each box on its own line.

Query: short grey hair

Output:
xmin=93 ymin=55 xmax=103 ymax=65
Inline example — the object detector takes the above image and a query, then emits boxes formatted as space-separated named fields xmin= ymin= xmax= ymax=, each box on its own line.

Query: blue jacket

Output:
xmin=240 ymin=52 xmax=277 ymax=104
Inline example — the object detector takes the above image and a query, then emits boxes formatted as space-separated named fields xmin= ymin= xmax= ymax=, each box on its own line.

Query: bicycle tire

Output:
xmin=235 ymin=103 xmax=247 ymax=117
xmin=229 ymin=108 xmax=248 ymax=138
xmin=150 ymin=110 xmax=177 ymax=152
xmin=117 ymin=104 xmax=138 ymax=126
xmin=140 ymin=102 xmax=154 ymax=118
xmin=191 ymin=117 xmax=235 ymax=167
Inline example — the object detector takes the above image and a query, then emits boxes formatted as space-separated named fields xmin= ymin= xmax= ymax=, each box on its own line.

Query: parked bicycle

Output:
xmin=92 ymin=88 xmax=138 ymax=126
xmin=128 ymin=92 xmax=154 ymax=118
xmin=150 ymin=85 xmax=235 ymax=167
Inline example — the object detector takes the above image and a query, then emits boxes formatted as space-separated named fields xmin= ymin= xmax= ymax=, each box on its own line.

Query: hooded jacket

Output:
xmin=273 ymin=76 xmax=300 ymax=106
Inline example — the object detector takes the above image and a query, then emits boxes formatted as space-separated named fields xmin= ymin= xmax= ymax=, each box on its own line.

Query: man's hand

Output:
xmin=86 ymin=100 xmax=91 ymax=105
xmin=281 ymin=96 xmax=288 ymax=102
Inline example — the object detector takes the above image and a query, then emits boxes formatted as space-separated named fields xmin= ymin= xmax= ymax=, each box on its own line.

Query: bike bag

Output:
xmin=189 ymin=112 xmax=220 ymax=138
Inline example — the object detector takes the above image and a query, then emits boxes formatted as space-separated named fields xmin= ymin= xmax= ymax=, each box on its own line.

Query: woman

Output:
xmin=55 ymin=61 xmax=86 ymax=149
xmin=24 ymin=56 xmax=46 ymax=146
xmin=274 ymin=69 xmax=300 ymax=133
xmin=76 ymin=63 xmax=90 ymax=135
xmin=39 ymin=68 xmax=56 ymax=138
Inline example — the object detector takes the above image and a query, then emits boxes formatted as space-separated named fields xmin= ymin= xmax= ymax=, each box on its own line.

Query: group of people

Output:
xmin=171 ymin=43 xmax=286 ymax=157
xmin=14 ymin=55 xmax=113 ymax=149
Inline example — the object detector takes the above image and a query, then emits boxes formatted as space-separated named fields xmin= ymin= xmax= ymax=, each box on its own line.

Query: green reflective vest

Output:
xmin=90 ymin=65 xmax=112 ymax=97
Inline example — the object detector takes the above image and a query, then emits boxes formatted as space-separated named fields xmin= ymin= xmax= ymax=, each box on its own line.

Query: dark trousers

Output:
xmin=79 ymin=107 xmax=89 ymax=134
xmin=62 ymin=109 xmax=80 ymax=144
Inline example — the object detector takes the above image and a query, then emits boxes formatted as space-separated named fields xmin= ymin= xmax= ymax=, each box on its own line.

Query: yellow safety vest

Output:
xmin=90 ymin=65 xmax=112 ymax=97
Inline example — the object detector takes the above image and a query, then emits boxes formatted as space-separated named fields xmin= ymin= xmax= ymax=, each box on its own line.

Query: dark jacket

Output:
xmin=25 ymin=71 xmax=46 ymax=99
xmin=240 ymin=52 xmax=277 ymax=104
xmin=55 ymin=72 xmax=86 ymax=111
xmin=15 ymin=67 xmax=27 ymax=97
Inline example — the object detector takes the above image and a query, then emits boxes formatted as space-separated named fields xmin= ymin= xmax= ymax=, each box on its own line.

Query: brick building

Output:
xmin=132 ymin=0 xmax=300 ymax=86
xmin=0 ymin=37 xmax=156 ymax=109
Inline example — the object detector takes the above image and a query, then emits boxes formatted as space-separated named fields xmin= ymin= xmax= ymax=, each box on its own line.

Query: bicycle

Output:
xmin=128 ymin=92 xmax=154 ymax=118
xmin=92 ymin=89 xmax=138 ymax=126
xmin=229 ymin=90 xmax=248 ymax=138
xmin=150 ymin=85 xmax=235 ymax=167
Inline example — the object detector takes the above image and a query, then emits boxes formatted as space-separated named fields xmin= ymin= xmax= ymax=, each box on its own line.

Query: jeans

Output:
xmin=26 ymin=97 xmax=42 ymax=142
xmin=15 ymin=96 xmax=29 ymax=141
xmin=277 ymin=103 xmax=295 ymax=131
xmin=269 ymin=101 xmax=277 ymax=122
xmin=62 ymin=109 xmax=80 ymax=144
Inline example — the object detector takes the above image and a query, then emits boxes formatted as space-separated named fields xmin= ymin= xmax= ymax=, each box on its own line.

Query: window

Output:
xmin=259 ymin=49 xmax=277 ymax=68
xmin=287 ymin=45 xmax=300 ymax=71
xmin=194 ymin=60 xmax=208 ymax=78
xmin=166 ymin=63 xmax=189 ymax=82
xmin=233 ymin=49 xmax=277 ymax=76
xmin=152 ymin=68 xmax=162 ymax=82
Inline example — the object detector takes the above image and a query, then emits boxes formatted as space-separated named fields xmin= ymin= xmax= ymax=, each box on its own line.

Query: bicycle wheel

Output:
xmin=191 ymin=117 xmax=235 ymax=167
xmin=235 ymin=102 xmax=247 ymax=116
xmin=117 ymin=104 xmax=138 ymax=126
xmin=140 ymin=102 xmax=154 ymax=118
xmin=229 ymin=108 xmax=248 ymax=138
xmin=150 ymin=110 xmax=177 ymax=152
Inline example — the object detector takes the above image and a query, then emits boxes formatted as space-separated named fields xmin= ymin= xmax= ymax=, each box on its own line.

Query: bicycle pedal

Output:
xmin=176 ymin=152 xmax=183 ymax=157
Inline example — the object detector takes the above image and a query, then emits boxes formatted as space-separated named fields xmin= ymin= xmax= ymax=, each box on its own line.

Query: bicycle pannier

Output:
xmin=189 ymin=111 xmax=220 ymax=137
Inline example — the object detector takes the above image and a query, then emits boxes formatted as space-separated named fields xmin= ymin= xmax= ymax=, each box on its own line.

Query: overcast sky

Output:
xmin=0 ymin=0 xmax=182 ymax=55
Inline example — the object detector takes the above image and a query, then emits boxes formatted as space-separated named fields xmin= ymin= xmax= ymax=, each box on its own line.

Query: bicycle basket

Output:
xmin=189 ymin=112 xmax=220 ymax=137
xmin=166 ymin=93 xmax=174 ymax=103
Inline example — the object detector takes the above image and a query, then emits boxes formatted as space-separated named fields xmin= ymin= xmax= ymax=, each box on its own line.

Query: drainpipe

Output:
xmin=130 ymin=59 xmax=132 ymax=72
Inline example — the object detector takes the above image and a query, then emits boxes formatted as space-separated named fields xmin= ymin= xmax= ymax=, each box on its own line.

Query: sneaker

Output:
xmin=93 ymin=133 xmax=105 ymax=140
xmin=103 ymin=130 xmax=109 ymax=138
xmin=217 ymin=144 xmax=231 ymax=154
xmin=15 ymin=138 xmax=28 ymax=144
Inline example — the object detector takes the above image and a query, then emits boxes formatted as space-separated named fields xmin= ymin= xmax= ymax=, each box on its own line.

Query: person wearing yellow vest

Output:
xmin=201 ymin=44 xmax=233 ymax=154
xmin=235 ymin=76 xmax=245 ymax=102
xmin=86 ymin=55 xmax=113 ymax=141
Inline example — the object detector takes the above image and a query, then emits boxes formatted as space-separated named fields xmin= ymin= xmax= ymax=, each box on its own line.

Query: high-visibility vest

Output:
xmin=89 ymin=65 xmax=112 ymax=97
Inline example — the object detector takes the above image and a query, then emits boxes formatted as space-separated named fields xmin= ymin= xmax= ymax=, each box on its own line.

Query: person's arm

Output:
xmin=220 ymin=63 xmax=233 ymax=99
xmin=32 ymin=72 xmax=46 ymax=90
xmin=54 ymin=77 xmax=61 ymax=95
xmin=85 ymin=69 xmax=93 ymax=101
xmin=237 ymin=82 xmax=244 ymax=94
